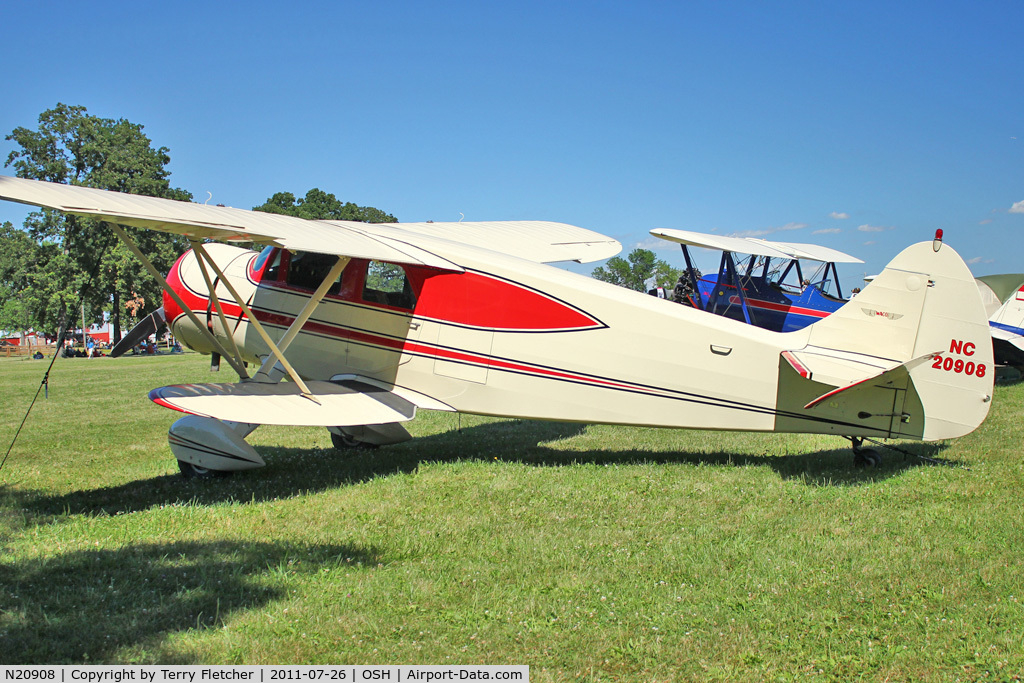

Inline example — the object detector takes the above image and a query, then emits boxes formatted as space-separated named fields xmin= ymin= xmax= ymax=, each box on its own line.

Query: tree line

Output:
xmin=0 ymin=104 xmax=678 ymax=345
xmin=0 ymin=104 xmax=395 ymax=344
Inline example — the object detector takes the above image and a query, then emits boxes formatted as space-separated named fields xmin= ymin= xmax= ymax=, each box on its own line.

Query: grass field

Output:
xmin=1 ymin=352 xmax=1022 ymax=680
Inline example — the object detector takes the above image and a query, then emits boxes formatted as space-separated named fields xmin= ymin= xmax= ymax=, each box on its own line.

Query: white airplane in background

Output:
xmin=974 ymin=274 xmax=1024 ymax=372
xmin=0 ymin=176 xmax=995 ymax=475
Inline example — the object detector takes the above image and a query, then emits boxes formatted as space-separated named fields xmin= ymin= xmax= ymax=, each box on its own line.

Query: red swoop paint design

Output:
xmin=414 ymin=271 xmax=603 ymax=331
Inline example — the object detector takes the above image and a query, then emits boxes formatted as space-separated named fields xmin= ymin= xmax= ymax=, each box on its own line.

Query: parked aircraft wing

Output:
xmin=650 ymin=228 xmax=861 ymax=263
xmin=754 ymin=240 xmax=863 ymax=264
xmin=0 ymin=175 xmax=462 ymax=268
xmin=149 ymin=378 xmax=449 ymax=426
xmin=650 ymin=228 xmax=793 ymax=258
xmin=351 ymin=220 xmax=622 ymax=264
xmin=0 ymin=175 xmax=619 ymax=266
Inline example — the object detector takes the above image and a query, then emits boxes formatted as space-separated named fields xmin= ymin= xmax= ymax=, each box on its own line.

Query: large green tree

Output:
xmin=253 ymin=188 xmax=400 ymax=290
xmin=253 ymin=188 xmax=397 ymax=223
xmin=4 ymin=103 xmax=191 ymax=342
xmin=592 ymin=248 xmax=683 ymax=292
xmin=0 ymin=221 xmax=43 ymax=338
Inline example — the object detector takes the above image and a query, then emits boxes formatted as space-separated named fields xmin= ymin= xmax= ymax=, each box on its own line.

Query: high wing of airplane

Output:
xmin=651 ymin=228 xmax=864 ymax=332
xmin=0 ymin=175 xmax=994 ymax=475
xmin=975 ymin=274 xmax=1024 ymax=371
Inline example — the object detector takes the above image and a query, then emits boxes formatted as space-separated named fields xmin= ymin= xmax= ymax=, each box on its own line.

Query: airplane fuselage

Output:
xmin=164 ymin=240 xmax=987 ymax=441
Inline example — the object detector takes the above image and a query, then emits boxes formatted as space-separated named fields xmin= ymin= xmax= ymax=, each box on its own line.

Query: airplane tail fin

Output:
xmin=776 ymin=239 xmax=993 ymax=441
xmin=988 ymin=284 xmax=1024 ymax=370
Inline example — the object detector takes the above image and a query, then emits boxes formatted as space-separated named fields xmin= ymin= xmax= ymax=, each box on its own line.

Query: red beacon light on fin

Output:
xmin=933 ymin=229 xmax=943 ymax=252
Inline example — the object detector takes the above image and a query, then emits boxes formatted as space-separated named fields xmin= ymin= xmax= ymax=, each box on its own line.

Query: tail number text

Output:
xmin=932 ymin=339 xmax=985 ymax=377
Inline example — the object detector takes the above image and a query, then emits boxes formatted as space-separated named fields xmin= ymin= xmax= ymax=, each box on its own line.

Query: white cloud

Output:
xmin=1010 ymin=200 xmax=1024 ymax=214
xmin=858 ymin=224 xmax=886 ymax=232
xmin=829 ymin=212 xmax=850 ymax=219
xmin=862 ymin=240 xmax=876 ymax=246
xmin=979 ymin=219 xmax=993 ymax=225
xmin=812 ymin=228 xmax=841 ymax=235
xmin=966 ymin=256 xmax=984 ymax=264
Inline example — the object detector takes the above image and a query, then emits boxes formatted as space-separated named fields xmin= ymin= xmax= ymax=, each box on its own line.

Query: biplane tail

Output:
xmin=776 ymin=236 xmax=994 ymax=441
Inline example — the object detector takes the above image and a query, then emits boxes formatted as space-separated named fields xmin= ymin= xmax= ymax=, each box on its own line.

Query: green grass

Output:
xmin=1 ymin=353 xmax=1023 ymax=680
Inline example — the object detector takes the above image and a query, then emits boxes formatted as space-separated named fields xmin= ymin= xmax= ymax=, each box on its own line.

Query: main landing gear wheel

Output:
xmin=850 ymin=437 xmax=882 ymax=468
xmin=331 ymin=431 xmax=379 ymax=451
xmin=177 ymin=460 xmax=231 ymax=479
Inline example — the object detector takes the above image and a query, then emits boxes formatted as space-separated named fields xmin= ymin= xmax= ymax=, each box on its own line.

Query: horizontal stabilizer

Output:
xmin=801 ymin=353 xmax=937 ymax=410
xmin=776 ymin=239 xmax=994 ymax=441
xmin=150 ymin=379 xmax=423 ymax=426
xmin=781 ymin=346 xmax=902 ymax=389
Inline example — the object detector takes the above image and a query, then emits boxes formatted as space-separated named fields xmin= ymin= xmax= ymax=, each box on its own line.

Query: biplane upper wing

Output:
xmin=751 ymin=240 xmax=863 ymax=264
xmin=650 ymin=228 xmax=793 ymax=258
xmin=0 ymin=175 xmax=621 ymax=266
xmin=650 ymin=227 xmax=862 ymax=263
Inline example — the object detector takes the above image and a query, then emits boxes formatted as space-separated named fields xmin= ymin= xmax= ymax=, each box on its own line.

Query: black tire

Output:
xmin=854 ymin=448 xmax=882 ymax=468
xmin=331 ymin=431 xmax=379 ymax=451
xmin=177 ymin=460 xmax=231 ymax=479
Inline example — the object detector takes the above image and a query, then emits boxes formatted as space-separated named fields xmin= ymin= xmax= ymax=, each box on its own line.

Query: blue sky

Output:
xmin=1 ymin=0 xmax=1021 ymax=282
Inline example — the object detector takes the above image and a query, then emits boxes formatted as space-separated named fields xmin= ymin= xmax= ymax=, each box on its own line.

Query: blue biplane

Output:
xmin=651 ymin=228 xmax=864 ymax=333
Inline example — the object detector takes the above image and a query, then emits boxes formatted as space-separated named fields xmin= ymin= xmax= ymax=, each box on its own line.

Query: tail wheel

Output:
xmin=850 ymin=437 xmax=882 ymax=468
xmin=853 ymin=448 xmax=882 ymax=468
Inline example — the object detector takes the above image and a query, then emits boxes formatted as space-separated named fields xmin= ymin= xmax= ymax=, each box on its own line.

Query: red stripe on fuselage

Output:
xmin=165 ymin=254 xmax=635 ymax=392
xmin=727 ymin=295 xmax=830 ymax=319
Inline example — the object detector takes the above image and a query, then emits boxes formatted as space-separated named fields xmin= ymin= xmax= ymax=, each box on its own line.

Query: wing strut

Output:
xmin=188 ymin=240 xmax=249 ymax=379
xmin=188 ymin=242 xmax=334 ymax=403
xmin=109 ymin=223 xmax=249 ymax=377
xmin=253 ymin=256 xmax=350 ymax=380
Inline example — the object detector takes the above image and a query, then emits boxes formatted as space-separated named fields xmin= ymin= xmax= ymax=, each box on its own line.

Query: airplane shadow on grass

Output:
xmin=0 ymin=539 xmax=381 ymax=664
xmin=0 ymin=421 xmax=954 ymax=662
xmin=8 ymin=419 xmax=954 ymax=521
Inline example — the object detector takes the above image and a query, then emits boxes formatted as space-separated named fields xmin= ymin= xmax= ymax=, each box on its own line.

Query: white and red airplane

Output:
xmin=0 ymin=176 xmax=995 ymax=475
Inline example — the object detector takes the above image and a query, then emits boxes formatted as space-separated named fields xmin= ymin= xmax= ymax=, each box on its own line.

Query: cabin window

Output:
xmin=362 ymin=261 xmax=415 ymax=309
xmin=253 ymin=246 xmax=283 ymax=281
xmin=285 ymin=251 xmax=343 ymax=294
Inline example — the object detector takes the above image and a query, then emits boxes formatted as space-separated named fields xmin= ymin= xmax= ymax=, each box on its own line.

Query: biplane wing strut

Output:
xmin=112 ymin=224 xmax=349 ymax=404
xmin=185 ymin=240 xmax=349 ymax=401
